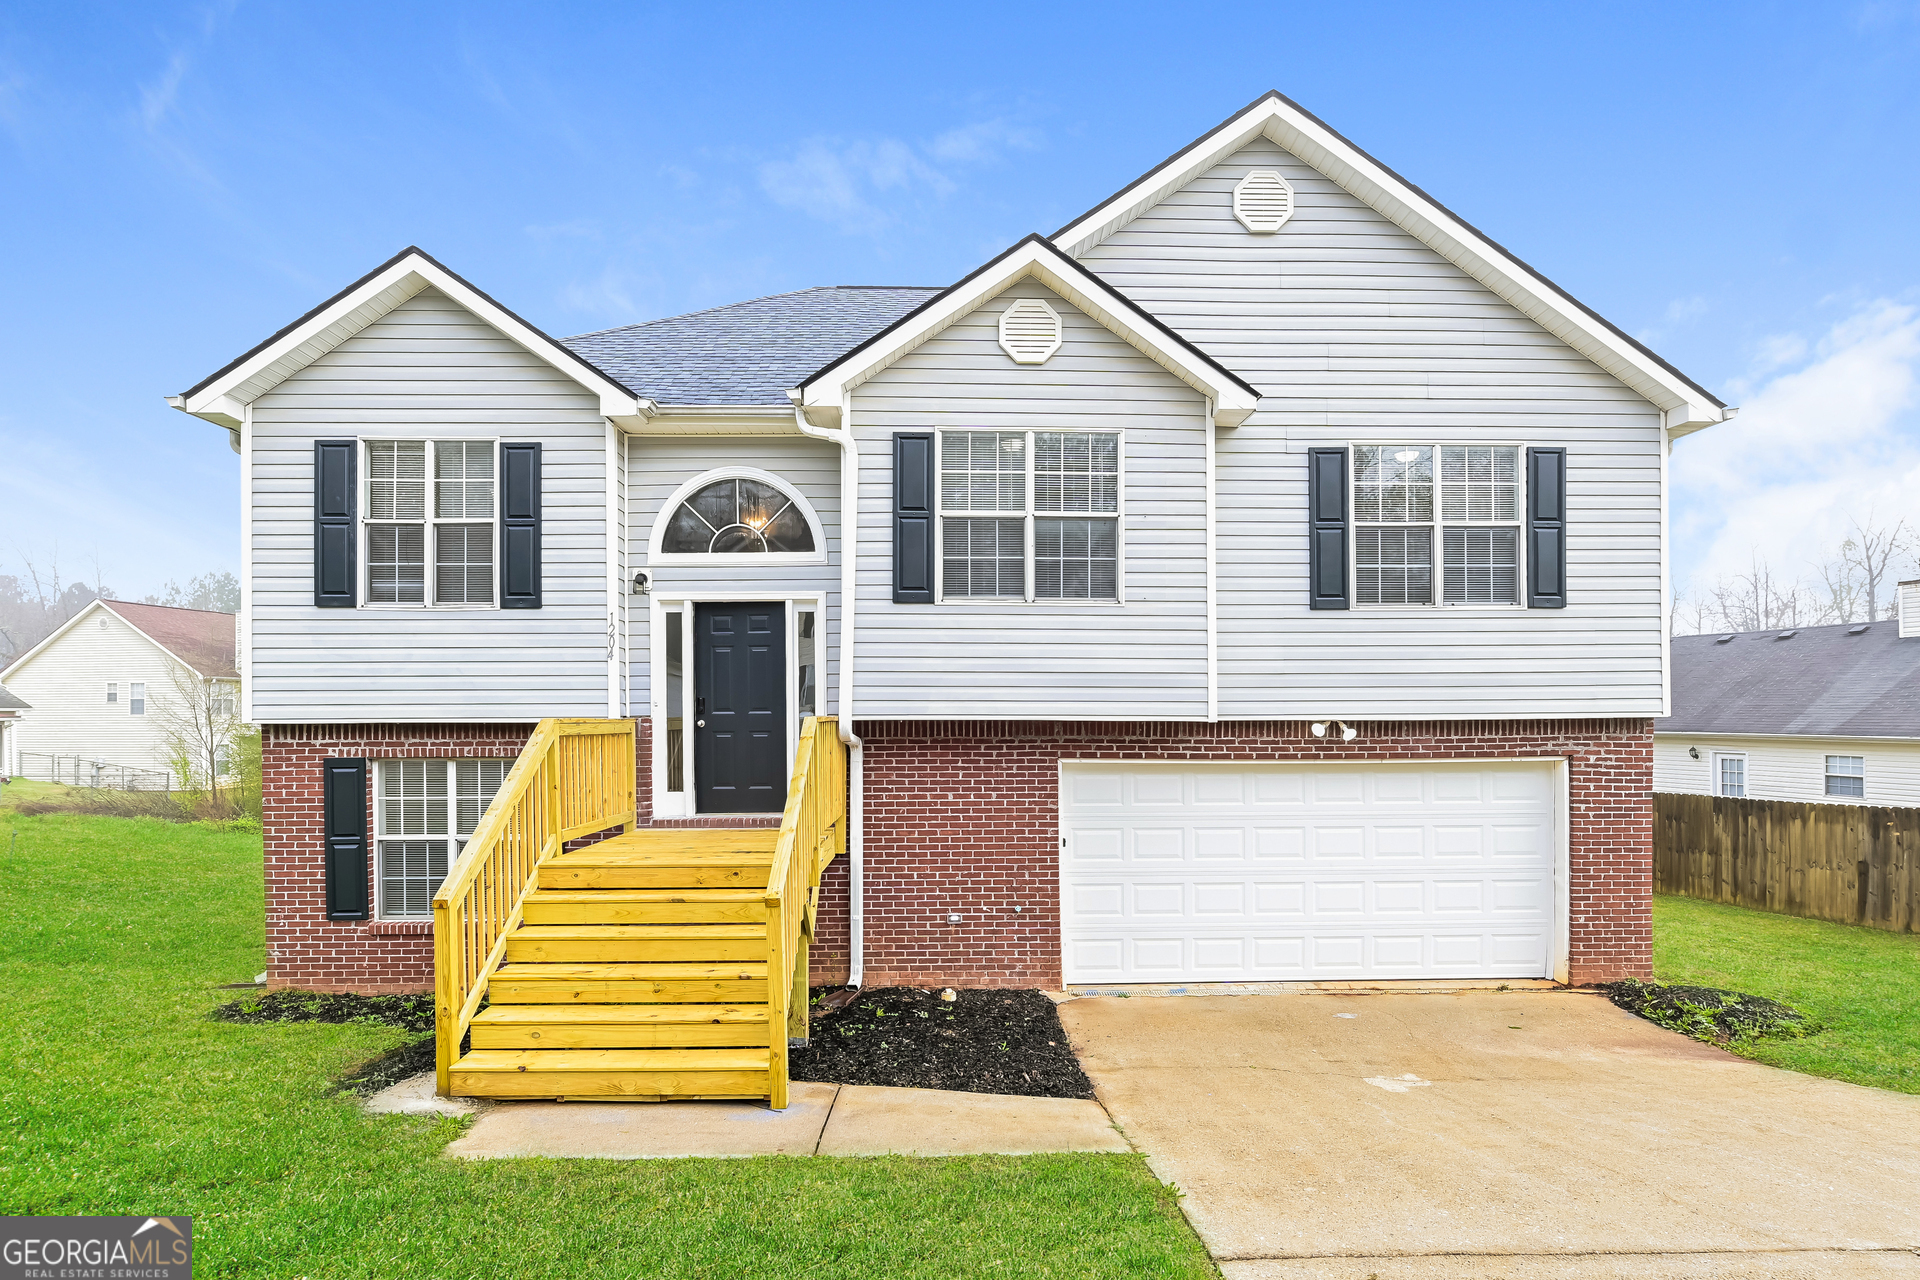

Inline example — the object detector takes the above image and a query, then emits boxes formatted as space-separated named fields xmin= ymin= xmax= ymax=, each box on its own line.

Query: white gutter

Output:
xmin=791 ymin=392 xmax=865 ymax=990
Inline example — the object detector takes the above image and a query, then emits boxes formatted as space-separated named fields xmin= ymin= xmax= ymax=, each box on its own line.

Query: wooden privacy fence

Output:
xmin=1654 ymin=792 xmax=1919 ymax=933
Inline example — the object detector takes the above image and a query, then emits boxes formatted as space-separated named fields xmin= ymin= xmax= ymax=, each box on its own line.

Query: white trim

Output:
xmin=1659 ymin=430 xmax=1672 ymax=718
xmin=169 ymin=250 xmax=653 ymax=430
xmin=1232 ymin=169 xmax=1295 ymax=233
xmin=1204 ymin=397 xmax=1218 ymax=722
xmin=646 ymin=593 xmax=824 ymax=820
xmin=1655 ymin=730 xmax=1920 ymax=745
xmin=1049 ymin=94 xmax=1733 ymax=437
xmin=1054 ymin=755 xmax=1569 ymax=985
xmin=793 ymin=237 xmax=1258 ymax=430
xmin=1346 ymin=441 xmax=1530 ymax=610
xmin=607 ymin=419 xmax=621 ymax=718
xmin=355 ymin=436 xmax=502 ymax=611
xmin=240 ymin=400 xmax=254 ymax=723
xmin=933 ymin=428 xmax=1127 ymax=605
xmin=2 ymin=598 xmax=230 ymax=684
xmin=1711 ymin=750 xmax=1749 ymax=798
xmin=645 ymin=466 xmax=829 ymax=567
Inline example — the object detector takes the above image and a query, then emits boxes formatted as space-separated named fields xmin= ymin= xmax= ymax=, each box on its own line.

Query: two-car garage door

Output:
xmin=1060 ymin=761 xmax=1560 ymax=983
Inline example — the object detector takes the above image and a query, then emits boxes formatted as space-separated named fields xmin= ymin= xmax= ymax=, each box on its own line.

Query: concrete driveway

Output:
xmin=1057 ymin=990 xmax=1920 ymax=1279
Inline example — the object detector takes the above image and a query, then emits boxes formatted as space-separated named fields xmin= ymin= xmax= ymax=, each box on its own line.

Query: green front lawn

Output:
xmin=0 ymin=806 xmax=1213 ymax=1279
xmin=1653 ymin=893 xmax=1920 ymax=1095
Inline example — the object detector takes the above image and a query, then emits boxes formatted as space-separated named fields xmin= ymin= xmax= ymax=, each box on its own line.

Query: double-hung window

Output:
xmin=938 ymin=429 xmax=1121 ymax=601
xmin=1715 ymin=753 xmax=1746 ymax=798
xmin=128 ymin=682 xmax=145 ymax=716
xmin=1825 ymin=755 xmax=1865 ymax=798
xmin=364 ymin=440 xmax=495 ymax=607
xmin=374 ymin=759 xmax=509 ymax=918
xmin=1353 ymin=444 xmax=1522 ymax=606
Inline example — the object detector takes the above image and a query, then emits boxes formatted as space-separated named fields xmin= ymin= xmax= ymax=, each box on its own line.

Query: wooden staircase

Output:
xmin=432 ymin=718 xmax=845 ymax=1108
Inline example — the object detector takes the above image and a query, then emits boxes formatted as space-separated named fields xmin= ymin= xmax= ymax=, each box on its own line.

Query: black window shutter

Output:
xmin=893 ymin=433 xmax=935 ymax=604
xmin=500 ymin=442 xmax=542 ymax=609
xmin=314 ymin=440 xmax=356 ymax=608
xmin=1307 ymin=447 xmax=1350 ymax=610
xmin=322 ymin=757 xmax=369 ymax=920
xmin=1527 ymin=446 xmax=1567 ymax=608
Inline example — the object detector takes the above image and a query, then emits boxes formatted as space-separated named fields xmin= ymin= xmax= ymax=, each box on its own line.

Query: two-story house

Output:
xmin=172 ymin=91 xmax=1731 ymax=1004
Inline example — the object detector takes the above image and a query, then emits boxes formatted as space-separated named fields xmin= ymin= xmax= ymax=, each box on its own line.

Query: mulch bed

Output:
xmin=790 ymin=986 xmax=1093 ymax=1099
xmin=210 ymin=990 xmax=442 ymax=1096
xmin=1603 ymin=979 xmax=1820 ymax=1046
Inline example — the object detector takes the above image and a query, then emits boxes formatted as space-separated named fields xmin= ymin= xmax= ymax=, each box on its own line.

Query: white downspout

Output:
xmin=792 ymin=393 xmax=864 ymax=989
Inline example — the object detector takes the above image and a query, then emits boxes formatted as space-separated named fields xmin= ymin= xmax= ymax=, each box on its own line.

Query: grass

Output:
xmin=0 ymin=804 xmax=1214 ymax=1279
xmin=1653 ymin=892 xmax=1920 ymax=1095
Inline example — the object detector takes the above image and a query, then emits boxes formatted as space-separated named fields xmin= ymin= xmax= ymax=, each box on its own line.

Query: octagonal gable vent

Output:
xmin=998 ymin=298 xmax=1063 ymax=364
xmin=1233 ymin=169 xmax=1295 ymax=233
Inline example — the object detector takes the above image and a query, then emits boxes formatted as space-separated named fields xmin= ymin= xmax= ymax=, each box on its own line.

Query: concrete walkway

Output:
xmin=432 ymin=1080 xmax=1129 ymax=1160
xmin=1057 ymin=990 xmax=1920 ymax=1280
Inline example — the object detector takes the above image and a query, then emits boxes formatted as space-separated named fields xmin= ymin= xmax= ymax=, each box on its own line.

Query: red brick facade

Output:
xmin=808 ymin=718 xmax=1654 ymax=990
xmin=263 ymin=716 xmax=1652 ymax=994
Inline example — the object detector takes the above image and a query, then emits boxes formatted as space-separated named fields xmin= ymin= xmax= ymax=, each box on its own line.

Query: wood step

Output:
xmin=449 ymin=1047 xmax=770 ymax=1099
xmin=505 ymin=924 xmax=765 ymax=964
xmin=551 ymin=846 xmax=777 ymax=866
xmin=488 ymin=962 xmax=767 ymax=1005
xmin=521 ymin=890 xmax=766 ymax=926
xmin=585 ymin=829 xmax=782 ymax=855
xmin=470 ymin=1003 xmax=769 ymax=1049
xmin=539 ymin=862 xmax=769 ymax=891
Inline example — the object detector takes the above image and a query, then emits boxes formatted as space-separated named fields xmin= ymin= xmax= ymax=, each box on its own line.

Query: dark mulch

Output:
xmin=1603 ymin=979 xmax=1820 ymax=1046
xmin=210 ymin=989 xmax=442 ymax=1096
xmin=790 ymin=986 xmax=1093 ymax=1099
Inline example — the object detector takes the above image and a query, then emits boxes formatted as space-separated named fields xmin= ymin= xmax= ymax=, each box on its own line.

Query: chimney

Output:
xmin=1901 ymin=579 xmax=1920 ymax=640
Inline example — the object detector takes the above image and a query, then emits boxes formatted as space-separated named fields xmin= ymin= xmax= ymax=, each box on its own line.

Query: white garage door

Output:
xmin=1060 ymin=761 xmax=1559 ymax=983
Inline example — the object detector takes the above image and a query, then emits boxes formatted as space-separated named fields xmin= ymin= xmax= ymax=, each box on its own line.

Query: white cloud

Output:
xmin=1672 ymin=299 xmax=1920 ymax=594
xmin=139 ymin=51 xmax=190 ymax=130
xmin=758 ymin=117 xmax=1042 ymax=234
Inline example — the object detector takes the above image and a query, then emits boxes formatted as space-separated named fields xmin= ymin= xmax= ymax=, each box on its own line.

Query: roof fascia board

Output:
xmin=794 ymin=236 xmax=1259 ymax=428
xmin=0 ymin=598 xmax=108 ymax=677
xmin=171 ymin=248 xmax=650 ymax=427
xmin=1052 ymin=92 xmax=1732 ymax=434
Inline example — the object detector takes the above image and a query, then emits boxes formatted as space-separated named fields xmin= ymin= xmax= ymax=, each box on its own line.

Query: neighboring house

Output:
xmin=171 ymin=90 xmax=1734 ymax=997
xmin=1655 ymin=582 xmax=1920 ymax=807
xmin=0 ymin=684 xmax=27 ymax=778
xmin=1 ymin=599 xmax=240 ymax=785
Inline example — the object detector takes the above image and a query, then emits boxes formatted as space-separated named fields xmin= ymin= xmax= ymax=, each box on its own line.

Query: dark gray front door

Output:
xmin=693 ymin=602 xmax=786 ymax=813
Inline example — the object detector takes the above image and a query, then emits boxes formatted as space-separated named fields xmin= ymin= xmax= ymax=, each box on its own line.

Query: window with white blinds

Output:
xmin=375 ymin=758 xmax=509 ymax=918
xmin=1353 ymin=444 xmax=1524 ymax=606
xmin=364 ymin=440 xmax=496 ymax=606
xmin=938 ymin=429 xmax=1121 ymax=601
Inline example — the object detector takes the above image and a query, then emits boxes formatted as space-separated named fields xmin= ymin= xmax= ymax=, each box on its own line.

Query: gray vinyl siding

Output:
xmin=626 ymin=435 xmax=841 ymax=714
xmin=1078 ymin=138 xmax=1667 ymax=719
xmin=248 ymin=287 xmax=609 ymax=722
xmin=851 ymin=279 xmax=1209 ymax=720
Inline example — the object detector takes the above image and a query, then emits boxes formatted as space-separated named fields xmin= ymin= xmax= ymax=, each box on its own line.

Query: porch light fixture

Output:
xmin=630 ymin=572 xmax=650 ymax=595
xmin=1311 ymin=720 xmax=1358 ymax=742
xmin=1688 ymin=747 xmax=1701 ymax=759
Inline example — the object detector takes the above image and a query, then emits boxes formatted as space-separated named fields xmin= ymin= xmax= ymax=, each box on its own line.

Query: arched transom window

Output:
xmin=661 ymin=476 xmax=816 ymax=555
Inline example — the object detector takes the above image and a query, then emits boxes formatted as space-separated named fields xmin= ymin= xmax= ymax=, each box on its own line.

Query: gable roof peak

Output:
xmin=1053 ymin=90 xmax=1734 ymax=438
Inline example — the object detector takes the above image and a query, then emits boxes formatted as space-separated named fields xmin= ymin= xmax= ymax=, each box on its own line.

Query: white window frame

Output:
xmin=105 ymin=683 xmax=117 ymax=705
xmin=358 ymin=436 xmax=501 ymax=611
xmin=647 ymin=468 xmax=828 ymax=567
xmin=1824 ymin=754 xmax=1866 ymax=800
xmin=1712 ymin=751 xmax=1748 ymax=799
xmin=1348 ymin=440 xmax=1529 ymax=610
xmin=128 ymin=682 xmax=146 ymax=716
xmin=933 ymin=428 xmax=1126 ymax=605
xmin=372 ymin=757 xmax=510 ymax=920
xmin=646 ymin=594 xmax=823 ymax=821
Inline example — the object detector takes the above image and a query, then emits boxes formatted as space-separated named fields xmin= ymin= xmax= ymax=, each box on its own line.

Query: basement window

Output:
xmin=374 ymin=759 xmax=509 ymax=918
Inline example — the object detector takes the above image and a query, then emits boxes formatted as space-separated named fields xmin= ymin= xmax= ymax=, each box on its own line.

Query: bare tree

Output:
xmin=1705 ymin=558 xmax=1806 ymax=632
xmin=0 ymin=542 xmax=114 ymax=664
xmin=150 ymin=662 xmax=239 ymax=795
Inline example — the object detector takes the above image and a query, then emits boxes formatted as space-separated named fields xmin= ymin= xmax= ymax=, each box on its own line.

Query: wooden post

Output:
xmin=789 ymin=920 xmax=811 ymax=1044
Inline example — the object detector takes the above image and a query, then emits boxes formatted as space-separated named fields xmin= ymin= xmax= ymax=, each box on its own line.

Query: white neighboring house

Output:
xmin=1655 ymin=581 xmax=1920 ymax=807
xmin=0 ymin=599 xmax=240 ymax=785
xmin=0 ymin=683 xmax=27 ymax=778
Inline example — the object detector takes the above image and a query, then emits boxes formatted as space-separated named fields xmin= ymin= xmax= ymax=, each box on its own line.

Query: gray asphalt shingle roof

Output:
xmin=562 ymin=286 xmax=943 ymax=406
xmin=0 ymin=684 xmax=27 ymax=711
xmin=1656 ymin=620 xmax=1920 ymax=739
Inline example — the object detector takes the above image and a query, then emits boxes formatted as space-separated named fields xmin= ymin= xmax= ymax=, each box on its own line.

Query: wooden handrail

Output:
xmin=764 ymin=716 xmax=847 ymax=1108
xmin=432 ymin=717 xmax=636 ymax=1094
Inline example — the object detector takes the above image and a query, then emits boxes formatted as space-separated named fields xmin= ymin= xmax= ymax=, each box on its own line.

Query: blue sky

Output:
xmin=2 ymin=1 xmax=1917 ymax=603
